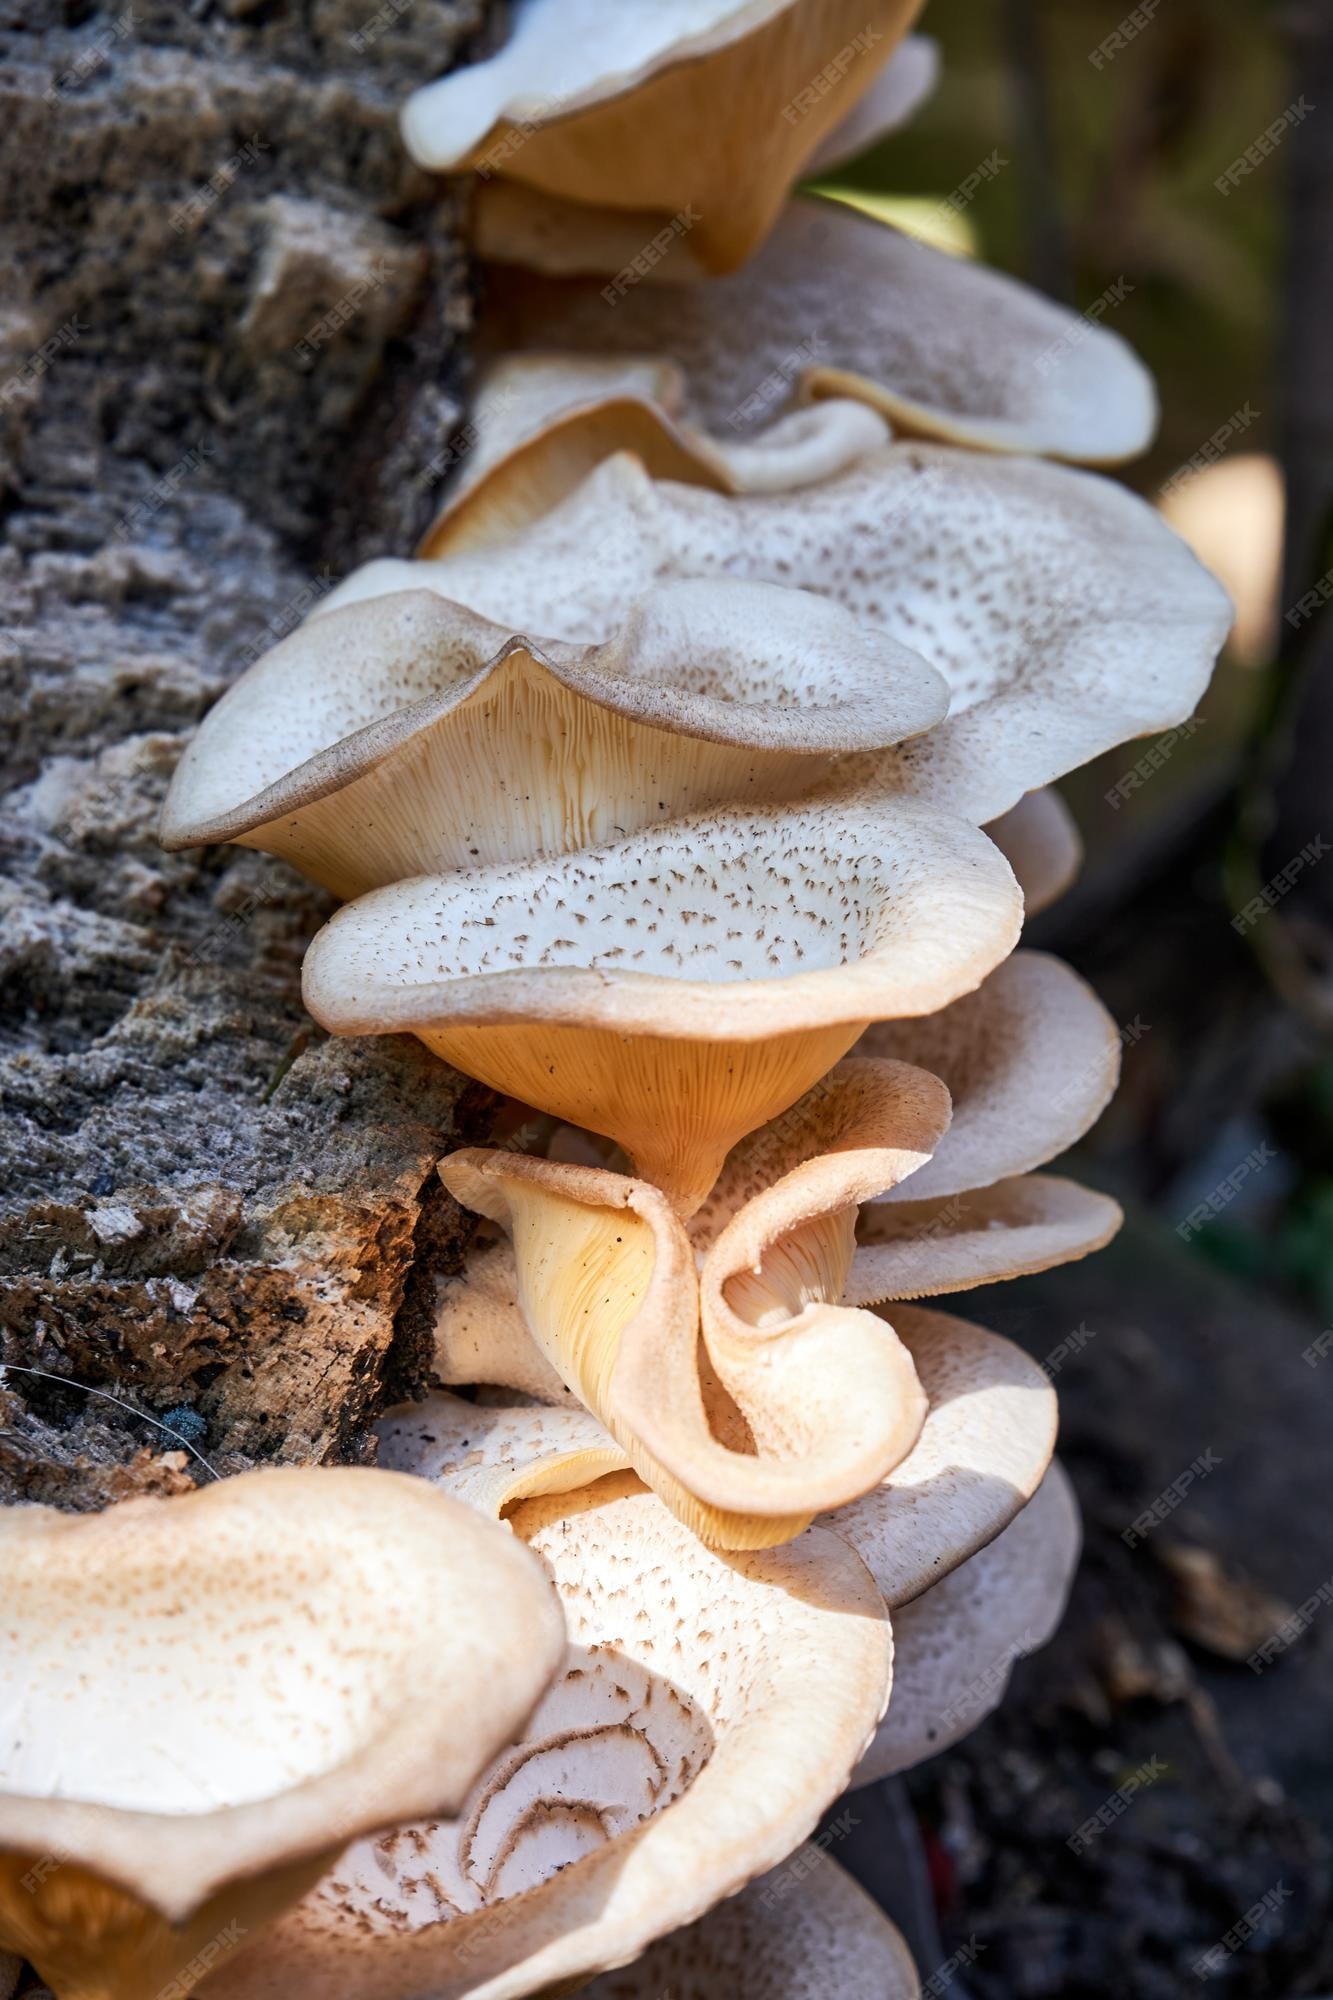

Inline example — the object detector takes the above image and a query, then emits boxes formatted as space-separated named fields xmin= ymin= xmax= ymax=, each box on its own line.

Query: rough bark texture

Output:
xmin=0 ymin=0 xmax=498 ymax=1506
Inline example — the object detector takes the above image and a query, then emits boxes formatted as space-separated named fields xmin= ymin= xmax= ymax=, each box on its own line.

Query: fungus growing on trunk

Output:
xmin=400 ymin=0 xmax=922 ymax=276
xmin=300 ymin=795 xmax=1021 ymax=1216
xmin=0 ymin=1470 xmax=564 ymax=2000
xmin=159 ymin=578 xmax=945 ymax=899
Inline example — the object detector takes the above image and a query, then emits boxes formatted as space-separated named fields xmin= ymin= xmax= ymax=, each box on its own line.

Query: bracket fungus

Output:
xmin=207 ymin=1456 xmax=891 ymax=2000
xmin=400 ymin=0 xmax=922 ymax=276
xmin=301 ymin=795 xmax=1022 ymax=1216
xmin=0 ymin=1468 xmax=564 ymax=2000
xmin=357 ymin=446 xmax=1233 ymax=828
xmin=159 ymin=577 xmax=946 ymax=900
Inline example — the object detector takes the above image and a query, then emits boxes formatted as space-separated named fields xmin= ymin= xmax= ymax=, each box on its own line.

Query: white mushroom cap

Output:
xmin=479 ymin=194 xmax=1159 ymax=463
xmin=852 ymin=1458 xmax=1080 ymax=1783
xmin=849 ymin=1174 xmax=1123 ymax=1303
xmin=805 ymin=32 xmax=939 ymax=175
xmin=302 ymin=795 xmax=1021 ymax=1213
xmin=400 ymin=1 xmax=921 ymax=274
xmin=159 ymin=577 xmax=946 ymax=899
xmin=434 ymin=1056 xmax=951 ymax=1547
xmin=383 ymin=447 xmax=1234 ymax=826
xmin=859 ymin=950 xmax=1121 ymax=1205
xmin=984 ymin=787 xmax=1083 ymax=917
xmin=207 ymin=1460 xmax=892 ymax=2000
xmin=0 ymin=1469 xmax=564 ymax=2000
xmin=578 ymin=1849 xmax=921 ymax=1997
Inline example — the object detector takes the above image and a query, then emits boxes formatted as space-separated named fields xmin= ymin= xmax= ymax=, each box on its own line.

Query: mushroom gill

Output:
xmin=0 ymin=1469 xmax=564 ymax=2000
xmin=300 ymin=795 xmax=1021 ymax=1216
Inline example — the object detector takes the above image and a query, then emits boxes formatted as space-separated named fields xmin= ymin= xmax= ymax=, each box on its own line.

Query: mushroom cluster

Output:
xmin=2 ymin=7 xmax=1233 ymax=1997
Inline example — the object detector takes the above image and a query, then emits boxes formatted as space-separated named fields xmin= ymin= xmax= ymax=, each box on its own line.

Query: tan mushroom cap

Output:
xmin=852 ymin=1458 xmax=1080 ymax=1784
xmin=848 ymin=1174 xmax=1123 ymax=1303
xmin=209 ymin=1465 xmax=891 ymax=2000
xmin=479 ymin=194 xmax=1158 ymax=463
xmin=859 ymin=950 xmax=1121 ymax=1206
xmin=375 ymin=447 xmax=1234 ymax=827
xmin=302 ymin=795 xmax=1021 ymax=1214
xmin=984 ymin=787 xmax=1083 ymax=917
xmin=578 ymin=1849 xmax=921 ymax=1997
xmin=0 ymin=1468 xmax=564 ymax=2000
xmin=159 ymin=578 xmax=944 ymax=901
xmin=824 ymin=1305 xmax=1058 ymax=1607
xmin=401 ymin=0 xmax=921 ymax=275
xmin=436 ymin=1057 xmax=949 ymax=1547
xmin=422 ymin=354 xmax=891 ymax=554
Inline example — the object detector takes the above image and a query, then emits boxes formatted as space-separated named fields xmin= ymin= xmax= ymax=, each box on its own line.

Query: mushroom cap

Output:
xmin=858 ymin=949 xmax=1121 ymax=1205
xmin=578 ymin=1849 xmax=920 ymax=1997
xmin=479 ymin=193 xmax=1158 ymax=463
xmin=208 ymin=1464 xmax=892 ymax=2000
xmin=401 ymin=0 xmax=922 ymax=274
xmin=0 ymin=1469 xmax=562 ymax=1922
xmin=159 ymin=577 xmax=946 ymax=897
xmin=852 ymin=1458 xmax=1080 ymax=1784
xmin=301 ymin=794 xmax=1021 ymax=1044
xmin=848 ymin=1173 xmax=1123 ymax=1303
xmin=422 ymin=354 xmax=891 ymax=553
xmin=805 ymin=32 xmax=939 ymax=174
xmin=435 ymin=1056 xmax=951 ymax=1546
xmin=984 ymin=787 xmax=1082 ymax=917
xmin=384 ymin=447 xmax=1235 ymax=826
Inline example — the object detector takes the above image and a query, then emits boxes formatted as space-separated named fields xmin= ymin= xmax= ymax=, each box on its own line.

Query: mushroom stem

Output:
xmin=421 ymin=1017 xmax=866 ymax=1217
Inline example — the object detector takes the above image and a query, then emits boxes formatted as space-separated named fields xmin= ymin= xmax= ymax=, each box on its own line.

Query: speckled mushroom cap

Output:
xmin=400 ymin=0 xmax=921 ymax=275
xmin=421 ymin=354 xmax=892 ymax=552
xmin=858 ymin=950 xmax=1122 ymax=1205
xmin=435 ymin=1056 xmax=951 ymax=1547
xmin=158 ymin=576 xmax=945 ymax=899
xmin=206 ymin=1462 xmax=892 ymax=2000
xmin=474 ymin=194 xmax=1157 ymax=465
xmin=984 ymin=788 xmax=1083 ymax=917
xmin=577 ymin=1849 xmax=921 ymax=1997
xmin=853 ymin=1458 xmax=1080 ymax=1784
xmin=0 ymin=1469 xmax=564 ymax=2000
xmin=410 ymin=1293 xmax=1057 ymax=1612
xmin=301 ymin=795 xmax=1021 ymax=1213
xmin=335 ymin=447 xmax=1233 ymax=827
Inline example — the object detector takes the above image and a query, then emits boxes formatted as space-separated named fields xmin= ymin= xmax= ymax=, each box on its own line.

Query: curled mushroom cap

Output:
xmin=209 ymin=1460 xmax=891 ymax=2000
xmin=302 ymin=795 xmax=1021 ymax=1215
xmin=0 ymin=1468 xmax=564 ymax=2000
xmin=475 ymin=195 xmax=1157 ymax=466
xmin=400 ymin=0 xmax=921 ymax=275
xmin=159 ymin=577 xmax=945 ymax=899
xmin=985 ymin=788 xmax=1083 ymax=917
xmin=385 ymin=448 xmax=1234 ymax=827
xmin=425 ymin=354 xmax=892 ymax=553
xmin=857 ymin=950 xmax=1121 ymax=1206
xmin=578 ymin=1849 xmax=920 ymax=1998
xmin=853 ymin=1458 xmax=1080 ymax=1784
xmin=435 ymin=1055 xmax=951 ymax=1547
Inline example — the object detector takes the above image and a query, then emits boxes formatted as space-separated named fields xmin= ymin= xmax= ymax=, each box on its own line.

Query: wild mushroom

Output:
xmin=159 ymin=578 xmax=946 ymax=900
xmin=576 ymin=1849 xmax=920 ymax=1997
xmin=400 ymin=1 xmax=923 ymax=277
xmin=340 ymin=447 xmax=1233 ymax=828
xmin=206 ymin=1459 xmax=892 ymax=2000
xmin=852 ymin=1458 xmax=1080 ymax=1783
xmin=301 ymin=794 xmax=1021 ymax=1217
xmin=434 ymin=1055 xmax=951 ymax=1546
xmin=0 ymin=1468 xmax=564 ymax=2000
xmin=984 ymin=788 xmax=1082 ymax=917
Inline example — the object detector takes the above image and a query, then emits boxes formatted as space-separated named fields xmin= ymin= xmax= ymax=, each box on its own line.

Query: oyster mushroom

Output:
xmin=984 ymin=788 xmax=1082 ymax=917
xmin=348 ymin=447 xmax=1233 ymax=828
xmin=158 ymin=578 xmax=946 ymax=900
xmin=435 ymin=1055 xmax=952 ymax=1547
xmin=577 ymin=1849 xmax=920 ymax=1997
xmin=206 ymin=1464 xmax=892 ymax=2000
xmin=400 ymin=1 xmax=922 ymax=276
xmin=0 ymin=1468 xmax=564 ymax=2000
xmin=301 ymin=795 xmax=1021 ymax=1217
xmin=853 ymin=1458 xmax=1081 ymax=1783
